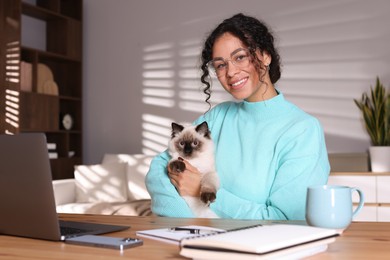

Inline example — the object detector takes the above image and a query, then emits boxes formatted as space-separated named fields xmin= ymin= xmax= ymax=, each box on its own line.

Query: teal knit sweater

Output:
xmin=145 ymin=93 xmax=330 ymax=220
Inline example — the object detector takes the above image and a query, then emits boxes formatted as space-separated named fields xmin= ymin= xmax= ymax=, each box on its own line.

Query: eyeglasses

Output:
xmin=208 ymin=48 xmax=252 ymax=77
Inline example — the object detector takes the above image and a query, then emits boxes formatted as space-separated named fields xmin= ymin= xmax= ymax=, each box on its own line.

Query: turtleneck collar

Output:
xmin=239 ymin=92 xmax=293 ymax=120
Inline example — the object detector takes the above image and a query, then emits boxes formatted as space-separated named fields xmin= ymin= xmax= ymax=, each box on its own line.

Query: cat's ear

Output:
xmin=171 ymin=122 xmax=184 ymax=138
xmin=196 ymin=121 xmax=211 ymax=139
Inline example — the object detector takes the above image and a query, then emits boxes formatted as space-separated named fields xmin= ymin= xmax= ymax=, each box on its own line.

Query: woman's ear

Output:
xmin=256 ymin=50 xmax=272 ymax=66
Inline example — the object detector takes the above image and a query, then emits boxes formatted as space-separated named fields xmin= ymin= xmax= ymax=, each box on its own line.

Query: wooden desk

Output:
xmin=1 ymin=214 xmax=390 ymax=259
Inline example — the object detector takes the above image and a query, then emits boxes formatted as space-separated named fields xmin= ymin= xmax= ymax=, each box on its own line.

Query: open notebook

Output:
xmin=179 ymin=224 xmax=339 ymax=259
xmin=136 ymin=225 xmax=225 ymax=244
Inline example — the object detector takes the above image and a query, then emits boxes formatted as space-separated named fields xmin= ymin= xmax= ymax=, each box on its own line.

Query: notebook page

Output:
xmin=180 ymin=224 xmax=338 ymax=254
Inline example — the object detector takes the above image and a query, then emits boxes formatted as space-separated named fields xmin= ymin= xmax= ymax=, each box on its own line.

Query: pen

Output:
xmin=169 ymin=227 xmax=202 ymax=234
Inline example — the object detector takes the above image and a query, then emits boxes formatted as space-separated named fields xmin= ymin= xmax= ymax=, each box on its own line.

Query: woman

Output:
xmin=145 ymin=13 xmax=330 ymax=220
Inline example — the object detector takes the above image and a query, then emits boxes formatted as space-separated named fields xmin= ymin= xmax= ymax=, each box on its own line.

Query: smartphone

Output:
xmin=65 ymin=235 xmax=143 ymax=250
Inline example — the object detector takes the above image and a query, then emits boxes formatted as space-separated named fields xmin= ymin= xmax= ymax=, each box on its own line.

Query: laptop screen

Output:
xmin=0 ymin=133 xmax=129 ymax=241
xmin=0 ymin=133 xmax=64 ymax=240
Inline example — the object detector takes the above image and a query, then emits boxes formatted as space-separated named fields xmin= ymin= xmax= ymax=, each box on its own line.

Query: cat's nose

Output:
xmin=184 ymin=144 xmax=192 ymax=154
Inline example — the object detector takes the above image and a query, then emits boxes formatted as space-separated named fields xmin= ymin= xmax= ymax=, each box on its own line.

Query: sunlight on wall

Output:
xmin=140 ymin=36 xmax=235 ymax=154
xmin=273 ymin=2 xmax=390 ymax=150
xmin=141 ymin=113 xmax=173 ymax=155
xmin=178 ymin=39 xmax=231 ymax=111
xmin=138 ymin=1 xmax=390 ymax=154
xmin=142 ymin=43 xmax=176 ymax=108
xmin=4 ymin=40 xmax=20 ymax=134
xmin=5 ymin=89 xmax=19 ymax=129
xmin=177 ymin=40 xmax=209 ymax=113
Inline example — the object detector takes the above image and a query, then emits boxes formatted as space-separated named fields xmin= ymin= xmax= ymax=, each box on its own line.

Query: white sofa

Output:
xmin=52 ymin=154 xmax=154 ymax=216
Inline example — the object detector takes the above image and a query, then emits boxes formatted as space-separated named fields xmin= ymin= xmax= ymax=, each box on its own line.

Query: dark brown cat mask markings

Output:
xmin=171 ymin=121 xmax=210 ymax=139
xmin=171 ymin=122 xmax=210 ymax=158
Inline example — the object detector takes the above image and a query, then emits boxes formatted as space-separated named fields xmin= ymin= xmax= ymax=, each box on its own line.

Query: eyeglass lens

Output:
xmin=209 ymin=48 xmax=250 ymax=76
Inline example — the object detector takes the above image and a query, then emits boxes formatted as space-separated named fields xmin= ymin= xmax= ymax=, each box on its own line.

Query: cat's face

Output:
xmin=170 ymin=121 xmax=211 ymax=159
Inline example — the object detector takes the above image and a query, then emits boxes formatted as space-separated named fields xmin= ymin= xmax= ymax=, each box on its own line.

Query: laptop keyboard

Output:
xmin=60 ymin=226 xmax=91 ymax=236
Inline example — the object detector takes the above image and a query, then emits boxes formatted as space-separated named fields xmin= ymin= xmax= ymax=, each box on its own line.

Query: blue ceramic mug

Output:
xmin=306 ymin=185 xmax=365 ymax=229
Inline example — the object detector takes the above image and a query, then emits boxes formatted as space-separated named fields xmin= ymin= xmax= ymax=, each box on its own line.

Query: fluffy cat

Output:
xmin=168 ymin=121 xmax=219 ymax=218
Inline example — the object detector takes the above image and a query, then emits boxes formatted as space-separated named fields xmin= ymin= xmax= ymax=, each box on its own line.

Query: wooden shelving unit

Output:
xmin=0 ymin=0 xmax=83 ymax=180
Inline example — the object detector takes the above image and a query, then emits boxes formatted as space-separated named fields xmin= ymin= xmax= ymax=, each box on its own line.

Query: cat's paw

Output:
xmin=200 ymin=192 xmax=216 ymax=204
xmin=169 ymin=160 xmax=186 ymax=173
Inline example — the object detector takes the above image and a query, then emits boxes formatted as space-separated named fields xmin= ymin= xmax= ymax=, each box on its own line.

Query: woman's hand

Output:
xmin=168 ymin=159 xmax=202 ymax=197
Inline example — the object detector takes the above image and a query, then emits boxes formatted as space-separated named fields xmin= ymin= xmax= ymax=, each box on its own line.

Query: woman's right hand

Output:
xmin=168 ymin=158 xmax=202 ymax=197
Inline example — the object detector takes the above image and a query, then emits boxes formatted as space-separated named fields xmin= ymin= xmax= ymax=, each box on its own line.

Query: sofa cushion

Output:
xmin=74 ymin=162 xmax=127 ymax=203
xmin=56 ymin=202 xmax=117 ymax=215
xmin=111 ymin=200 xmax=153 ymax=216
xmin=56 ymin=200 xmax=153 ymax=216
xmin=102 ymin=154 xmax=152 ymax=201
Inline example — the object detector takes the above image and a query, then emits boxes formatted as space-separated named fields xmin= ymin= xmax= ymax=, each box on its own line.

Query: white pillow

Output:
xmin=102 ymin=154 xmax=152 ymax=201
xmin=74 ymin=162 xmax=127 ymax=203
xmin=102 ymin=154 xmax=146 ymax=165
xmin=56 ymin=202 xmax=116 ymax=215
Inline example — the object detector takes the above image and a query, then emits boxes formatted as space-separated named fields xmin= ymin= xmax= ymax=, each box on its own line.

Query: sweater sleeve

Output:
xmin=211 ymin=118 xmax=330 ymax=220
xmin=145 ymin=150 xmax=194 ymax=217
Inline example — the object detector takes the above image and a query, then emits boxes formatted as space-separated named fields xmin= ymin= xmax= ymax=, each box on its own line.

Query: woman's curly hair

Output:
xmin=200 ymin=13 xmax=281 ymax=106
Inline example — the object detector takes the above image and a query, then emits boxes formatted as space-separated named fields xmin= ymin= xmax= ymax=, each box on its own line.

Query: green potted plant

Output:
xmin=354 ymin=77 xmax=390 ymax=172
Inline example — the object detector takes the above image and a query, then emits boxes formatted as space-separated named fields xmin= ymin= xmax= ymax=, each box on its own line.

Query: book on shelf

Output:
xmin=179 ymin=224 xmax=339 ymax=259
xmin=20 ymin=61 xmax=32 ymax=92
xmin=47 ymin=143 xmax=57 ymax=150
xmin=47 ymin=143 xmax=57 ymax=159
xmin=48 ymin=152 xmax=58 ymax=159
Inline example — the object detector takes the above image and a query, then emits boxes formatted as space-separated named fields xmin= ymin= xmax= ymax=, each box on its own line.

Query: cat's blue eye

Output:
xmin=179 ymin=141 xmax=185 ymax=147
xmin=193 ymin=140 xmax=198 ymax=146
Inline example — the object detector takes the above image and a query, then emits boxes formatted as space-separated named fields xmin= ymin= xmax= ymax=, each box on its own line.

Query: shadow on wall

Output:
xmin=325 ymin=133 xmax=370 ymax=154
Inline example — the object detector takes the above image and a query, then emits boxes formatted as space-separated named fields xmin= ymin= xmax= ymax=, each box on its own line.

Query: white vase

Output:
xmin=369 ymin=146 xmax=390 ymax=173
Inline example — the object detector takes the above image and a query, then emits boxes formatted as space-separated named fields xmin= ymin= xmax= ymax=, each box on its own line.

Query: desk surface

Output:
xmin=1 ymin=214 xmax=390 ymax=259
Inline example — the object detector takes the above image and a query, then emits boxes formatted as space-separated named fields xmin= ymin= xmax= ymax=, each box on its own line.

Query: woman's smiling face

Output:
xmin=212 ymin=32 xmax=271 ymax=102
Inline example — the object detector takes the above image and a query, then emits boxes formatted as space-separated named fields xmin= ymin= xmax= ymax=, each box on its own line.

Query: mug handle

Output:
xmin=351 ymin=187 xmax=365 ymax=218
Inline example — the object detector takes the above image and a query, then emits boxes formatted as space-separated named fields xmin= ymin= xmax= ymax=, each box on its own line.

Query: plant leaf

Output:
xmin=354 ymin=77 xmax=389 ymax=146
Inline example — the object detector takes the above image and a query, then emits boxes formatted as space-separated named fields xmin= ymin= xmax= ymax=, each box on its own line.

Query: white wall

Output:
xmin=83 ymin=0 xmax=390 ymax=164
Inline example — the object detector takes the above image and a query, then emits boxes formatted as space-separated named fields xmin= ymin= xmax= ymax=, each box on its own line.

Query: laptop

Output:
xmin=0 ymin=133 xmax=129 ymax=241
